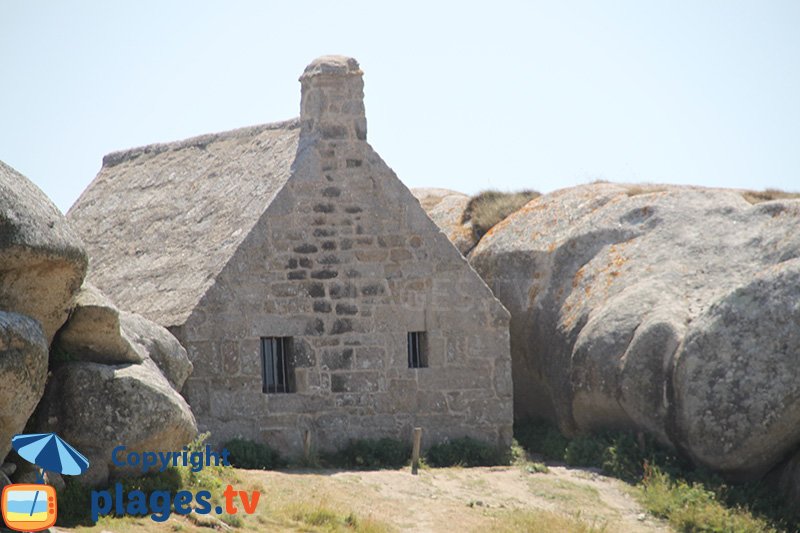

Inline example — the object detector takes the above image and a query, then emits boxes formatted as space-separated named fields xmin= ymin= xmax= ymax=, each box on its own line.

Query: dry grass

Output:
xmin=742 ymin=188 xmax=800 ymax=204
xmin=625 ymin=185 xmax=667 ymax=197
xmin=462 ymin=189 xmax=540 ymax=240
xmin=485 ymin=508 xmax=609 ymax=532
xmin=61 ymin=464 xmax=667 ymax=533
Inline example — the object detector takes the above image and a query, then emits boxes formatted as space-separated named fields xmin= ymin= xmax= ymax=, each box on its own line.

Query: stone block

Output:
xmin=335 ymin=303 xmax=358 ymax=316
xmin=313 ymin=300 xmax=332 ymax=313
xmin=331 ymin=372 xmax=382 ymax=393
xmin=221 ymin=340 xmax=240 ymax=375
xmin=417 ymin=367 xmax=493 ymax=391
xmin=294 ymin=244 xmax=318 ymax=254
xmin=329 ymin=281 xmax=357 ymax=299
xmin=330 ymin=318 xmax=354 ymax=335
xmin=311 ymin=269 xmax=338 ymax=279
xmin=321 ymin=348 xmax=354 ymax=370
xmin=355 ymin=346 xmax=385 ymax=369
xmin=304 ymin=282 xmax=326 ymax=298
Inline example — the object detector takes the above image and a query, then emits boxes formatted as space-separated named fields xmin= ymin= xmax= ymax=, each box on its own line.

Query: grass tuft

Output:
xmin=223 ymin=437 xmax=284 ymax=470
xmin=742 ymin=188 xmax=800 ymax=204
xmin=489 ymin=508 xmax=608 ymax=532
xmin=288 ymin=501 xmax=391 ymax=532
xmin=321 ymin=437 xmax=410 ymax=469
xmin=425 ymin=436 xmax=511 ymax=468
xmin=625 ymin=185 xmax=667 ymax=197
xmin=462 ymin=189 xmax=540 ymax=240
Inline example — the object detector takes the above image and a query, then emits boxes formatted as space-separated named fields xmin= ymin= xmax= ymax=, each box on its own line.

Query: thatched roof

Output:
xmin=68 ymin=119 xmax=301 ymax=327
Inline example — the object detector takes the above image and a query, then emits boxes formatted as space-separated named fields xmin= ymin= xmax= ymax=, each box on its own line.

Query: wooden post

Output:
xmin=304 ymin=429 xmax=312 ymax=462
xmin=411 ymin=427 xmax=422 ymax=475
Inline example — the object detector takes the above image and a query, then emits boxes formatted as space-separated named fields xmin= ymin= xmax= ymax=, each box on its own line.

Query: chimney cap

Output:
xmin=300 ymin=55 xmax=362 ymax=81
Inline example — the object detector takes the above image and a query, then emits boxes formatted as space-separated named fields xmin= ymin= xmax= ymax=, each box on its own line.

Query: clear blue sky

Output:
xmin=2 ymin=1 xmax=799 ymax=213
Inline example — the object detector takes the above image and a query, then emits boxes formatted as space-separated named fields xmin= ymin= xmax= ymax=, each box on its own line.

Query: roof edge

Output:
xmin=102 ymin=117 xmax=301 ymax=168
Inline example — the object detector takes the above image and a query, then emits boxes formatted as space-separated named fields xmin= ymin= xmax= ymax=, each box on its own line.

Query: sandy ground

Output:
xmin=46 ymin=464 xmax=674 ymax=533
xmin=243 ymin=465 xmax=673 ymax=532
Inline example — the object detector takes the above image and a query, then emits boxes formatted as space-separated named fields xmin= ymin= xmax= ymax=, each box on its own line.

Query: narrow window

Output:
xmin=261 ymin=337 xmax=294 ymax=393
xmin=407 ymin=332 xmax=428 ymax=368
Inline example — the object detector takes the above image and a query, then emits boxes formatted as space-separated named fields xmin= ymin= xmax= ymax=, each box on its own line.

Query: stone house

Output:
xmin=67 ymin=56 xmax=513 ymax=455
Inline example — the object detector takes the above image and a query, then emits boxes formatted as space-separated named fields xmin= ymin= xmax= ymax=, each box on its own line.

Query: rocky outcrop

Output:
xmin=0 ymin=160 xmax=86 ymax=463
xmin=0 ymin=160 xmax=87 ymax=342
xmin=470 ymin=182 xmax=800 ymax=480
xmin=33 ymin=361 xmax=197 ymax=485
xmin=0 ymin=160 xmax=196 ymax=484
xmin=0 ymin=312 xmax=49 ymax=460
xmin=55 ymin=284 xmax=144 ymax=365
xmin=411 ymin=187 xmax=465 ymax=212
xmin=120 ymin=311 xmax=193 ymax=391
xmin=34 ymin=283 xmax=198 ymax=484
xmin=412 ymin=188 xmax=477 ymax=254
xmin=56 ymin=284 xmax=193 ymax=390
xmin=672 ymin=260 xmax=800 ymax=479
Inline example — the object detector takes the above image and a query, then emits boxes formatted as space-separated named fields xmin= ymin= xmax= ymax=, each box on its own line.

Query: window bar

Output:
xmin=275 ymin=338 xmax=280 ymax=393
xmin=270 ymin=338 xmax=276 ymax=392
xmin=280 ymin=337 xmax=287 ymax=393
xmin=261 ymin=339 xmax=272 ymax=392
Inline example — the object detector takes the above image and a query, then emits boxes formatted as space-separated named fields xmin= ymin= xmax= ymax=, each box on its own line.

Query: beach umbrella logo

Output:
xmin=10 ymin=433 xmax=89 ymax=479
xmin=1 ymin=433 xmax=90 ymax=532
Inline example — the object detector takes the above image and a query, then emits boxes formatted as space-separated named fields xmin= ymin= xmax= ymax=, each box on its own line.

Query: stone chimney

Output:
xmin=299 ymin=55 xmax=367 ymax=141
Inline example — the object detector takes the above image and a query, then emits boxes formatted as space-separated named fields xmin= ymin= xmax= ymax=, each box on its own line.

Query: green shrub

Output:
xmin=641 ymin=464 xmax=779 ymax=533
xmin=425 ymin=436 xmax=510 ymax=467
xmin=220 ymin=512 xmax=245 ymax=528
xmin=462 ymin=189 xmax=540 ymax=240
xmin=176 ymin=432 xmax=232 ymax=490
xmin=514 ymin=419 xmax=796 ymax=531
xmin=599 ymin=432 xmax=649 ymax=482
xmin=56 ymin=477 xmax=95 ymax=527
xmin=322 ymin=438 xmax=409 ymax=469
xmin=118 ymin=467 xmax=183 ymax=497
xmin=224 ymin=438 xmax=284 ymax=470
xmin=564 ymin=435 xmax=607 ymax=468
xmin=514 ymin=418 xmax=569 ymax=461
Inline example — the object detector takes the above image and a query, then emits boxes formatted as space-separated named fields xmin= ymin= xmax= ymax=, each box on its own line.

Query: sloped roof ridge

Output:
xmin=102 ymin=117 xmax=301 ymax=168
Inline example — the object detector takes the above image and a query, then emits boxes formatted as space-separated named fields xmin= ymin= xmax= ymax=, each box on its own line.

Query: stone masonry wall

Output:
xmin=177 ymin=56 xmax=513 ymax=456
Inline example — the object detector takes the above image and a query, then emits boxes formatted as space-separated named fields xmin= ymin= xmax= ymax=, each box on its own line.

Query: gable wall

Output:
xmin=178 ymin=136 xmax=513 ymax=456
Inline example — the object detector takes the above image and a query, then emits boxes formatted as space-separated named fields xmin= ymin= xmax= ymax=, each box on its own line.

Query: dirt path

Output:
xmin=51 ymin=465 xmax=672 ymax=533
xmin=245 ymin=465 xmax=673 ymax=532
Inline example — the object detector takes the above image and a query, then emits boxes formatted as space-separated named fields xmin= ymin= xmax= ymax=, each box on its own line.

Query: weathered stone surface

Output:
xmin=0 ymin=312 xmax=48 ymax=461
xmin=0 ymin=160 xmax=87 ymax=342
xmin=0 ymin=462 xmax=16 ymax=476
xmin=470 ymin=182 xmax=800 ymax=478
xmin=55 ymin=283 xmax=193 ymax=390
xmin=33 ymin=361 xmax=197 ymax=485
xmin=121 ymin=311 xmax=193 ymax=391
xmin=411 ymin=188 xmax=476 ymax=254
xmin=55 ymin=283 xmax=143 ymax=364
xmin=411 ymin=188 xmax=465 ymax=212
xmin=12 ymin=469 xmax=65 ymax=491
xmin=672 ymin=259 xmax=800 ymax=479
